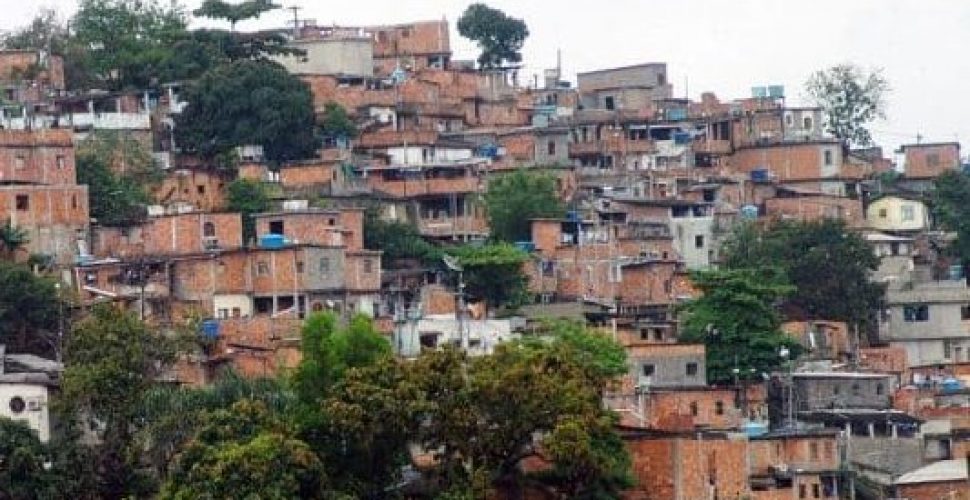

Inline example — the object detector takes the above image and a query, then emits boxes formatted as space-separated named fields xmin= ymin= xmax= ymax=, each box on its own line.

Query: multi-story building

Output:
xmin=0 ymin=129 xmax=88 ymax=267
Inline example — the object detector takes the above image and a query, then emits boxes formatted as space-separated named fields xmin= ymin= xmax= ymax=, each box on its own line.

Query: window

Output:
xmin=901 ymin=205 xmax=915 ymax=222
xmin=810 ymin=442 xmax=819 ymax=460
xmin=319 ymin=257 xmax=330 ymax=273
xmin=957 ymin=346 xmax=965 ymax=362
xmin=256 ymin=261 xmax=269 ymax=276
xmin=547 ymin=140 xmax=556 ymax=156
xmin=71 ymin=194 xmax=77 ymax=209
xmin=657 ymin=73 xmax=666 ymax=86
xmin=799 ymin=484 xmax=807 ymax=499
xmin=786 ymin=114 xmax=793 ymax=127
xmin=945 ymin=340 xmax=953 ymax=359
xmin=878 ymin=208 xmax=888 ymax=218
xmin=328 ymin=218 xmax=336 ymax=226
xmin=686 ymin=362 xmax=698 ymax=376
xmin=694 ymin=235 xmax=705 ymax=249
xmin=363 ymin=259 xmax=373 ymax=273
xmin=232 ymin=307 xmax=241 ymax=318
xmin=812 ymin=483 xmax=820 ymax=498
xmin=642 ymin=364 xmax=655 ymax=377
xmin=961 ymin=305 xmax=970 ymax=320
xmin=833 ymin=385 xmax=841 ymax=396
xmin=876 ymin=383 xmax=884 ymax=396
xmin=217 ymin=308 xmax=229 ymax=319
xmin=14 ymin=156 xmax=25 ymax=169
xmin=804 ymin=116 xmax=813 ymax=130
xmin=639 ymin=328 xmax=649 ymax=340
xmin=203 ymin=222 xmax=216 ymax=237
xmin=269 ymin=220 xmax=284 ymax=234
xmin=15 ymin=194 xmax=28 ymax=210
xmin=604 ymin=96 xmax=615 ymax=110
xmin=56 ymin=155 xmax=65 ymax=169
xmin=715 ymin=401 xmax=724 ymax=415
xmin=851 ymin=383 xmax=860 ymax=396
xmin=823 ymin=149 xmax=833 ymax=166
xmin=296 ymin=261 xmax=304 ymax=273
xmin=654 ymin=329 xmax=664 ymax=341
xmin=903 ymin=305 xmax=929 ymax=322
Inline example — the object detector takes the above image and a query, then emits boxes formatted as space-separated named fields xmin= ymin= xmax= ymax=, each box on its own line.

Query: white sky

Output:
xmin=1 ymin=0 xmax=968 ymax=154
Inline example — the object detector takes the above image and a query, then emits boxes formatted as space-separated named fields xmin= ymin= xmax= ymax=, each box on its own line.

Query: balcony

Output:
xmin=417 ymin=216 xmax=488 ymax=237
xmin=568 ymin=137 xmax=653 ymax=156
xmin=693 ymin=139 xmax=732 ymax=155
xmin=63 ymin=112 xmax=151 ymax=130
xmin=371 ymin=175 xmax=481 ymax=198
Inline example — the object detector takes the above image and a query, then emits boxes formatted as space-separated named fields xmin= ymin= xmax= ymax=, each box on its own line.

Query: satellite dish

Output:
xmin=442 ymin=254 xmax=463 ymax=272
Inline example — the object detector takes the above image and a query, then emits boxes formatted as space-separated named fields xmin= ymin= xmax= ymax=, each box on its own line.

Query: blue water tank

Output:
xmin=200 ymin=319 xmax=220 ymax=341
xmin=565 ymin=210 xmax=580 ymax=222
xmin=743 ymin=421 xmax=768 ymax=437
xmin=741 ymin=205 xmax=759 ymax=219
xmin=260 ymin=233 xmax=286 ymax=249
xmin=941 ymin=378 xmax=963 ymax=394
xmin=668 ymin=108 xmax=688 ymax=121
xmin=751 ymin=169 xmax=770 ymax=182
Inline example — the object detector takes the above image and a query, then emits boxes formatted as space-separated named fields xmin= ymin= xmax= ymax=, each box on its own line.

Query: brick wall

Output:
xmin=151 ymin=169 xmax=228 ymax=211
xmin=0 ymin=185 xmax=88 ymax=264
xmin=749 ymin=435 xmax=840 ymax=475
xmin=727 ymin=142 xmax=843 ymax=181
xmin=625 ymin=434 xmax=750 ymax=499
xmin=92 ymin=212 xmax=243 ymax=258
xmin=903 ymin=143 xmax=961 ymax=179
xmin=764 ymin=196 xmax=863 ymax=226
xmin=896 ymin=480 xmax=969 ymax=499
xmin=0 ymin=129 xmax=76 ymax=185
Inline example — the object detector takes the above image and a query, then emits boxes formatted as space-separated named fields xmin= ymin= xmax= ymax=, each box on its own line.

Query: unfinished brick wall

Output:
xmin=0 ymin=50 xmax=65 ymax=89
xmin=279 ymin=161 xmax=337 ymax=189
xmin=727 ymin=142 xmax=843 ymax=181
xmin=625 ymin=435 xmax=750 ymax=499
xmin=902 ymin=143 xmax=961 ymax=179
xmin=895 ymin=480 xmax=969 ymax=499
xmin=764 ymin=196 xmax=864 ymax=226
xmin=643 ymin=388 xmax=742 ymax=430
xmin=344 ymin=251 xmax=381 ymax=291
xmin=749 ymin=435 xmax=840 ymax=475
xmin=0 ymin=185 xmax=88 ymax=263
xmin=255 ymin=211 xmax=348 ymax=247
xmin=151 ymin=169 xmax=228 ymax=212
xmin=0 ymin=129 xmax=76 ymax=185
xmin=92 ymin=212 xmax=243 ymax=258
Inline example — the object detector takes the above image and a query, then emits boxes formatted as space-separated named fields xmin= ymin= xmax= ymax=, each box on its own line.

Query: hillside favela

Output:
xmin=0 ymin=0 xmax=967 ymax=498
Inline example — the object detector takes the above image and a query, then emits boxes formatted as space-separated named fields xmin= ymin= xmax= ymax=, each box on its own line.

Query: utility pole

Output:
xmin=287 ymin=5 xmax=303 ymax=36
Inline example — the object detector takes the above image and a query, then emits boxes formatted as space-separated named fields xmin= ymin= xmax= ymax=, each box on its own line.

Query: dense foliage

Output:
xmin=319 ymin=102 xmax=359 ymax=141
xmin=931 ymin=170 xmax=970 ymax=266
xmin=720 ymin=219 xmax=885 ymax=329
xmin=0 ymin=260 xmax=63 ymax=357
xmin=225 ymin=178 xmax=272 ymax=244
xmin=175 ymin=60 xmax=319 ymax=164
xmin=76 ymin=131 xmax=161 ymax=226
xmin=60 ymin=304 xmax=182 ymax=498
xmin=805 ymin=63 xmax=889 ymax=147
xmin=451 ymin=243 xmax=531 ymax=309
xmin=457 ymin=3 xmax=530 ymax=70
xmin=485 ymin=169 xmax=565 ymax=243
xmin=679 ymin=268 xmax=801 ymax=384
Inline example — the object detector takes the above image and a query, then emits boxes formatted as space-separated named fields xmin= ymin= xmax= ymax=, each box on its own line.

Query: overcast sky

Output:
xmin=1 ymin=0 xmax=968 ymax=154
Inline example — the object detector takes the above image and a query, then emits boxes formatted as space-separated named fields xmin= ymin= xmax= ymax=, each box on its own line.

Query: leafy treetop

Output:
xmin=806 ymin=63 xmax=889 ymax=147
xmin=457 ymin=3 xmax=530 ymax=70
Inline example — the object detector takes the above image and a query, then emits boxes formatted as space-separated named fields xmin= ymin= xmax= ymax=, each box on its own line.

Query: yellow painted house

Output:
xmin=866 ymin=195 xmax=929 ymax=232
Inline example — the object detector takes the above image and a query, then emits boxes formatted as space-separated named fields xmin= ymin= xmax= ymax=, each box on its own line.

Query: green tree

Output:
xmin=174 ymin=60 xmax=319 ymax=164
xmin=363 ymin=212 xmax=441 ymax=267
xmin=60 ymin=304 xmax=182 ymax=498
xmin=193 ymin=0 xmax=279 ymax=31
xmin=138 ymin=370 xmax=293 ymax=478
xmin=226 ymin=178 xmax=272 ymax=244
xmin=485 ymin=169 xmax=564 ymax=243
xmin=411 ymin=323 xmax=632 ymax=498
xmin=71 ymin=0 xmax=188 ymax=90
xmin=0 ymin=261 xmax=61 ymax=357
xmin=319 ymin=102 xmax=358 ymax=141
xmin=931 ymin=170 xmax=970 ymax=266
xmin=76 ymin=131 xmax=161 ymax=226
xmin=720 ymin=219 xmax=885 ymax=331
xmin=0 ymin=418 xmax=59 ymax=499
xmin=0 ymin=218 xmax=29 ymax=260
xmin=160 ymin=400 xmax=326 ymax=499
xmin=806 ymin=63 xmax=889 ymax=147
xmin=679 ymin=268 xmax=801 ymax=384
xmin=457 ymin=3 xmax=529 ymax=70
xmin=451 ymin=243 xmax=530 ymax=309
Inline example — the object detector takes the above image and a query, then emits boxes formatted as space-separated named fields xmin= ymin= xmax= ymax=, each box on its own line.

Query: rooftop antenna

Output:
xmin=287 ymin=5 xmax=303 ymax=35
